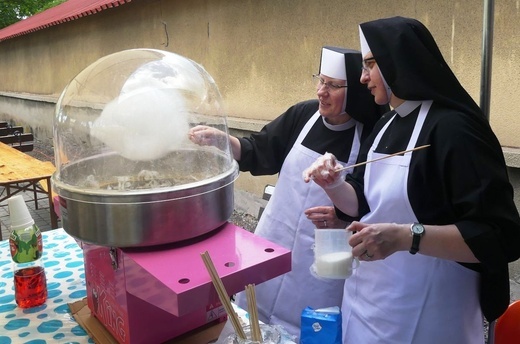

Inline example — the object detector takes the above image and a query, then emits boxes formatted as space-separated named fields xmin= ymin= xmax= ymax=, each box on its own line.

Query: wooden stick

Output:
xmin=245 ymin=284 xmax=262 ymax=341
xmin=201 ymin=251 xmax=247 ymax=340
xmin=335 ymin=144 xmax=431 ymax=172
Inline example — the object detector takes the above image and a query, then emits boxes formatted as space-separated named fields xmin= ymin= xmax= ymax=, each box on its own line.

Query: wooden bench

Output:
xmin=0 ymin=132 xmax=34 ymax=152
xmin=0 ymin=126 xmax=23 ymax=136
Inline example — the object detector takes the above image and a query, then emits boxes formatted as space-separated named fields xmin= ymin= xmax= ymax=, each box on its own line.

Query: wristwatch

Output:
xmin=409 ymin=223 xmax=425 ymax=255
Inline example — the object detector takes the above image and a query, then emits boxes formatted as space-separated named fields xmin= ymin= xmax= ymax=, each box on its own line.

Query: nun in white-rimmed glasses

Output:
xmin=305 ymin=16 xmax=520 ymax=344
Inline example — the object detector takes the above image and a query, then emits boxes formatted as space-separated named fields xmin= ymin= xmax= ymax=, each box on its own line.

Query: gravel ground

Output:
xmin=229 ymin=210 xmax=259 ymax=232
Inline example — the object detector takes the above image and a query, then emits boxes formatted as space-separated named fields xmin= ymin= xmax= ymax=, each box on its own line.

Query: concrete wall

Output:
xmin=1 ymin=0 xmax=520 ymax=197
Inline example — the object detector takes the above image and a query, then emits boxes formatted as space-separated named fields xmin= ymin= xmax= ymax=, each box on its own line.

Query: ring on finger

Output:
xmin=324 ymin=220 xmax=327 ymax=227
xmin=363 ymin=250 xmax=374 ymax=259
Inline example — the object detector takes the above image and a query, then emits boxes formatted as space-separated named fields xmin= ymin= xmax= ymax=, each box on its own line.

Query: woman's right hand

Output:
xmin=189 ymin=125 xmax=242 ymax=161
xmin=302 ymin=152 xmax=346 ymax=189
xmin=188 ymin=125 xmax=227 ymax=147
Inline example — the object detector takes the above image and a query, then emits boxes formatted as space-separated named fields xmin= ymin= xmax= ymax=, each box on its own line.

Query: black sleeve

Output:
xmin=412 ymin=111 xmax=520 ymax=269
xmin=238 ymin=100 xmax=318 ymax=175
xmin=410 ymin=107 xmax=520 ymax=321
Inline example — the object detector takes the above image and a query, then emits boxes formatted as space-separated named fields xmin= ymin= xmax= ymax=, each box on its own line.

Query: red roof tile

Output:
xmin=0 ymin=0 xmax=132 ymax=42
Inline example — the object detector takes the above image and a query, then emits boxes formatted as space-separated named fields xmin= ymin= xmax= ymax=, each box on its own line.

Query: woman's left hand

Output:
xmin=348 ymin=221 xmax=408 ymax=261
xmin=305 ymin=206 xmax=347 ymax=229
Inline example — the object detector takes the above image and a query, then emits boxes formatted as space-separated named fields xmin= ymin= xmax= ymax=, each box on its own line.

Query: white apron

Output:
xmin=341 ymin=101 xmax=483 ymax=344
xmin=235 ymin=111 xmax=362 ymax=340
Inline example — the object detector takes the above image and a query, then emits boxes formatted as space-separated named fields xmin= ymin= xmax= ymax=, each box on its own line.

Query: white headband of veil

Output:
xmin=359 ymin=26 xmax=392 ymax=104
xmin=320 ymin=47 xmax=348 ymax=114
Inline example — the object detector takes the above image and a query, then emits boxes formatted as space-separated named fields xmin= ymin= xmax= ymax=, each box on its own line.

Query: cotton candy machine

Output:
xmin=52 ymin=49 xmax=291 ymax=343
xmin=53 ymin=48 xmax=240 ymax=248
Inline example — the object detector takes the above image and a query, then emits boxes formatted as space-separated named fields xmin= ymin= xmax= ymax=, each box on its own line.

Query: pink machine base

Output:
xmin=82 ymin=222 xmax=291 ymax=344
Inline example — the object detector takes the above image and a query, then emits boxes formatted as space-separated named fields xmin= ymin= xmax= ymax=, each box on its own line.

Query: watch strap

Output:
xmin=410 ymin=234 xmax=421 ymax=254
xmin=409 ymin=223 xmax=424 ymax=255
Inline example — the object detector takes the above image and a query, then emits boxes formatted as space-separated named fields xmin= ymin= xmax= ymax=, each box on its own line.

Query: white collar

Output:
xmin=394 ymin=100 xmax=423 ymax=118
xmin=321 ymin=115 xmax=357 ymax=131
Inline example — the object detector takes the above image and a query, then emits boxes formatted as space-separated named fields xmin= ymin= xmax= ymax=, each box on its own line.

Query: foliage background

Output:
xmin=0 ymin=0 xmax=66 ymax=29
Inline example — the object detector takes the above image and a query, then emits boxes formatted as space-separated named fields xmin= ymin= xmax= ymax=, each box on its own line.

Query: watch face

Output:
xmin=412 ymin=223 xmax=425 ymax=235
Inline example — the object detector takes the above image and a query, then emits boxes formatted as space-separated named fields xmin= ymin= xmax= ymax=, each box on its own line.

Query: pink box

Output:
xmin=83 ymin=222 xmax=291 ymax=344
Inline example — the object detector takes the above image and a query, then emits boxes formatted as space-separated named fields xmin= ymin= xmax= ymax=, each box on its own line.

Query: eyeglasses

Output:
xmin=313 ymin=74 xmax=347 ymax=92
xmin=361 ymin=57 xmax=376 ymax=75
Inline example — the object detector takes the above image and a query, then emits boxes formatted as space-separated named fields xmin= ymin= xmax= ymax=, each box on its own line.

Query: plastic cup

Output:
xmin=313 ymin=228 xmax=359 ymax=279
xmin=224 ymin=324 xmax=282 ymax=344
xmin=7 ymin=195 xmax=34 ymax=230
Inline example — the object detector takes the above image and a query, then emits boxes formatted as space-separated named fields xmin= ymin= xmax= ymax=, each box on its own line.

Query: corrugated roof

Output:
xmin=0 ymin=0 xmax=132 ymax=42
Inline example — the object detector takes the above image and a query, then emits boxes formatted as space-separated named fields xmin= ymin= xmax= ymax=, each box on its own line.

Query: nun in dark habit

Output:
xmin=190 ymin=46 xmax=387 ymax=339
xmin=304 ymin=17 xmax=520 ymax=343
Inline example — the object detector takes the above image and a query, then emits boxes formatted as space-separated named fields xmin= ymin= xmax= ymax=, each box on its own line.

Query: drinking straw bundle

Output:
xmin=245 ymin=284 xmax=262 ymax=342
xmin=201 ymin=251 xmax=247 ymax=340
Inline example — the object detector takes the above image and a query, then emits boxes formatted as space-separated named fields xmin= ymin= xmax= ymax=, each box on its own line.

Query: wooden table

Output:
xmin=0 ymin=142 xmax=58 ymax=229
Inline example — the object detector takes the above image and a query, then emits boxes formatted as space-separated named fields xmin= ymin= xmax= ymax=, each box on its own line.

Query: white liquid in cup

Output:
xmin=315 ymin=251 xmax=353 ymax=278
xmin=313 ymin=228 xmax=358 ymax=279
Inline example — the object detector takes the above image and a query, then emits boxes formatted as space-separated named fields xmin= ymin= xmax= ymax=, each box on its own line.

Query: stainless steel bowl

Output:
xmin=52 ymin=149 xmax=239 ymax=247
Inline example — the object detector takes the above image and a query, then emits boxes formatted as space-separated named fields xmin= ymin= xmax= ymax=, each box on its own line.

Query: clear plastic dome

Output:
xmin=52 ymin=49 xmax=238 ymax=247
xmin=53 ymin=49 xmax=235 ymax=194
